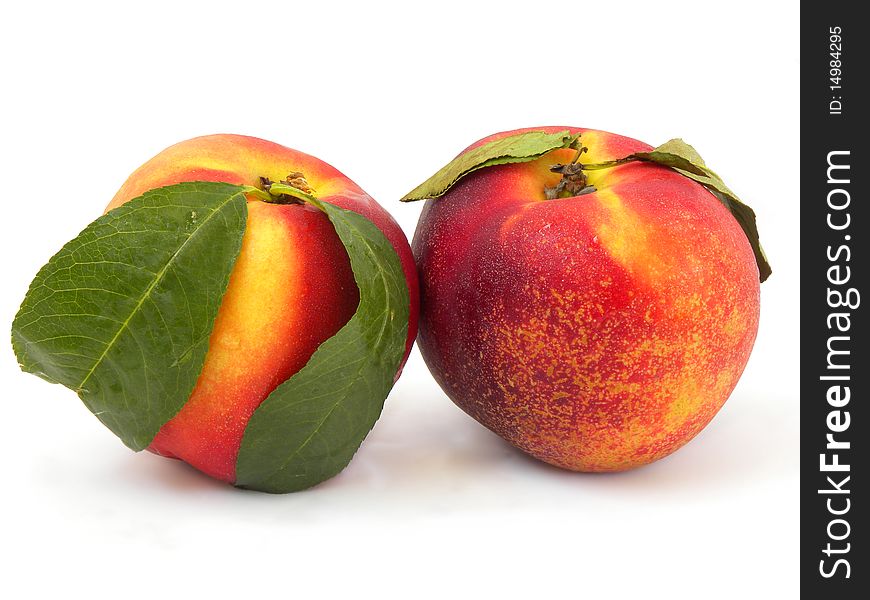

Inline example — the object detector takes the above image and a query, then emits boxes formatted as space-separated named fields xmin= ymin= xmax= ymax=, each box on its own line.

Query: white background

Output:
xmin=0 ymin=1 xmax=799 ymax=598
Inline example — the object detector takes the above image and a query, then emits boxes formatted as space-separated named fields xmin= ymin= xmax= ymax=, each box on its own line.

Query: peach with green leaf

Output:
xmin=406 ymin=127 xmax=768 ymax=471
xmin=12 ymin=134 xmax=418 ymax=492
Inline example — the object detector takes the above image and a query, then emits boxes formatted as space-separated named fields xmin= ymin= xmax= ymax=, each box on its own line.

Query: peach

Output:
xmin=107 ymin=134 xmax=419 ymax=483
xmin=412 ymin=126 xmax=760 ymax=471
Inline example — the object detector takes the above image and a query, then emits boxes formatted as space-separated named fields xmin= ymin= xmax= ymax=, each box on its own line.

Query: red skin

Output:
xmin=413 ymin=127 xmax=760 ymax=471
xmin=107 ymin=134 xmax=419 ymax=483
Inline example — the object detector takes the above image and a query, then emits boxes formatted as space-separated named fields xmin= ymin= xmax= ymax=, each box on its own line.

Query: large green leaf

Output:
xmin=11 ymin=182 xmax=248 ymax=450
xmin=400 ymin=130 xmax=575 ymax=201
xmin=235 ymin=197 xmax=409 ymax=493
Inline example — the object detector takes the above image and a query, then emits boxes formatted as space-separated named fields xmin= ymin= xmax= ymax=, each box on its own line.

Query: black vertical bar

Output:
xmin=801 ymin=5 xmax=867 ymax=597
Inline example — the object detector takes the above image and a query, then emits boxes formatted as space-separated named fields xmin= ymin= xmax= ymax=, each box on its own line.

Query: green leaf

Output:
xmin=11 ymin=182 xmax=248 ymax=450
xmin=400 ymin=130 xmax=576 ymax=201
xmin=637 ymin=138 xmax=708 ymax=171
xmin=633 ymin=139 xmax=772 ymax=283
xmin=235 ymin=198 xmax=409 ymax=493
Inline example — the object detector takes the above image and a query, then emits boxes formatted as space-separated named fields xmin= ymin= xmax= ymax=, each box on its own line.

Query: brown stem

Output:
xmin=257 ymin=174 xmax=317 ymax=205
xmin=544 ymin=140 xmax=640 ymax=199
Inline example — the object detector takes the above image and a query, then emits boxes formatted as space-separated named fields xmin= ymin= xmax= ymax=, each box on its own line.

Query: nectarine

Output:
xmin=412 ymin=126 xmax=760 ymax=471
xmin=106 ymin=134 xmax=420 ymax=483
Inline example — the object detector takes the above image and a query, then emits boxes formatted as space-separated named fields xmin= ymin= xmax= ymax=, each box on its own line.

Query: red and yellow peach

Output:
xmin=413 ymin=126 xmax=760 ymax=471
xmin=108 ymin=134 xmax=419 ymax=482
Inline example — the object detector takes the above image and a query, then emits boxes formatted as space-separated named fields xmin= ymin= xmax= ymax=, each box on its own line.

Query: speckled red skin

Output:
xmin=108 ymin=134 xmax=419 ymax=483
xmin=413 ymin=127 xmax=760 ymax=471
